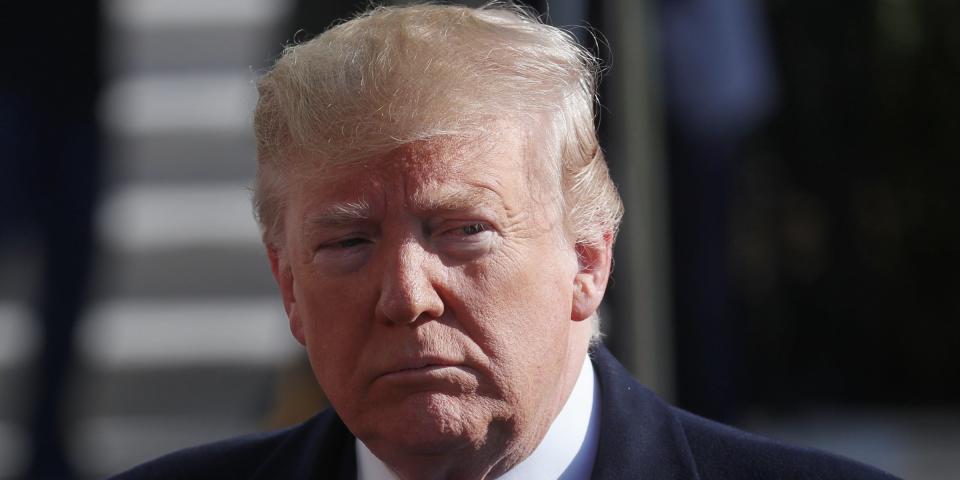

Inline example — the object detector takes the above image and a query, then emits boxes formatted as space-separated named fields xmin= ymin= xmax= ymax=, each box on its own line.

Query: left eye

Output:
xmin=460 ymin=223 xmax=488 ymax=235
xmin=433 ymin=222 xmax=495 ymax=259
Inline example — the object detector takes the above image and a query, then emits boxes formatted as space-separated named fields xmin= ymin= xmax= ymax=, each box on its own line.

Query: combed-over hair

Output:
xmin=253 ymin=1 xmax=622 ymax=248
xmin=253 ymin=3 xmax=623 ymax=339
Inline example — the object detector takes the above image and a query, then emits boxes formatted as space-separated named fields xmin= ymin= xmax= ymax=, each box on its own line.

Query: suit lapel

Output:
xmin=303 ymin=412 xmax=357 ymax=480
xmin=590 ymin=345 xmax=701 ymax=479
xmin=251 ymin=409 xmax=358 ymax=480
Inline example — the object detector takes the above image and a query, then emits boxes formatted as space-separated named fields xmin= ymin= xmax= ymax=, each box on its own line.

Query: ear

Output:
xmin=571 ymin=232 xmax=613 ymax=322
xmin=268 ymin=242 xmax=305 ymax=346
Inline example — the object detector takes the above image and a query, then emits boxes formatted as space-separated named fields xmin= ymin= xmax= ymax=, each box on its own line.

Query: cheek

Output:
xmin=294 ymin=273 xmax=374 ymax=387
xmin=450 ymin=261 xmax=575 ymax=410
xmin=455 ymin=247 xmax=576 ymax=356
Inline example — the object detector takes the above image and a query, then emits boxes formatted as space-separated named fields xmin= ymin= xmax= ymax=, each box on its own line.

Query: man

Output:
xmin=114 ymin=3 xmax=897 ymax=479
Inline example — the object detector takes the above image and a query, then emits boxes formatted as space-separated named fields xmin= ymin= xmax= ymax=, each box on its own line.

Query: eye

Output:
xmin=312 ymin=235 xmax=373 ymax=273
xmin=315 ymin=235 xmax=373 ymax=253
xmin=441 ymin=222 xmax=493 ymax=240
xmin=334 ymin=237 xmax=369 ymax=248
xmin=436 ymin=222 xmax=495 ymax=252
xmin=429 ymin=220 xmax=498 ymax=261
xmin=460 ymin=223 xmax=488 ymax=236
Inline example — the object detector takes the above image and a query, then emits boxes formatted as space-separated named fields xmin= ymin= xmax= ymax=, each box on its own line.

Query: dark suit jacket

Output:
xmin=112 ymin=346 xmax=899 ymax=479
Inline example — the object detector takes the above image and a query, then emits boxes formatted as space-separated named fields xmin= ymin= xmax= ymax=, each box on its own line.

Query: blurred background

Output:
xmin=0 ymin=0 xmax=957 ymax=478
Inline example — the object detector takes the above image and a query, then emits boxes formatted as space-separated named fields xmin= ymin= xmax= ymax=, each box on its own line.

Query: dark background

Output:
xmin=1 ymin=0 xmax=957 ymax=478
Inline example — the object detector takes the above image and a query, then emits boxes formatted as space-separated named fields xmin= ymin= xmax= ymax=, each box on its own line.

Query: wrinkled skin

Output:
xmin=268 ymin=129 xmax=611 ymax=479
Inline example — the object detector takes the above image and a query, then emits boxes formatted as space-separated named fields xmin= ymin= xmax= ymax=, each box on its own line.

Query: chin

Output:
xmin=360 ymin=392 xmax=493 ymax=455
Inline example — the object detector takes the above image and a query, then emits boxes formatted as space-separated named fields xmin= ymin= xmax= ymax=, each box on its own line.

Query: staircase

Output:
xmin=0 ymin=0 xmax=301 ymax=477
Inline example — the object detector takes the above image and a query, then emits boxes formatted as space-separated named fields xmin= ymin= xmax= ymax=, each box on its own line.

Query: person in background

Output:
xmin=0 ymin=2 xmax=103 ymax=479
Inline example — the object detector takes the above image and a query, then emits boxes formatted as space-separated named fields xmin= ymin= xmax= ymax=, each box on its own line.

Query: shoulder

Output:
xmin=108 ymin=429 xmax=293 ymax=480
xmin=108 ymin=409 xmax=354 ymax=480
xmin=672 ymin=407 xmax=900 ymax=480
xmin=589 ymin=345 xmax=899 ymax=479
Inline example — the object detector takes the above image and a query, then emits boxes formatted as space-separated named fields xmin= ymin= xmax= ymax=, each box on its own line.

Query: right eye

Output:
xmin=333 ymin=237 xmax=370 ymax=249
xmin=313 ymin=236 xmax=374 ymax=274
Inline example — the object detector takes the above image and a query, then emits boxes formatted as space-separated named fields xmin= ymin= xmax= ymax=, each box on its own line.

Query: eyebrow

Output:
xmin=411 ymin=185 xmax=504 ymax=213
xmin=303 ymin=186 xmax=505 ymax=230
xmin=304 ymin=199 xmax=374 ymax=228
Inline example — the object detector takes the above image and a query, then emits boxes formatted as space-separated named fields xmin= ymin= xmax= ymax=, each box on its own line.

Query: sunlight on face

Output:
xmin=271 ymin=127 xmax=593 ymax=474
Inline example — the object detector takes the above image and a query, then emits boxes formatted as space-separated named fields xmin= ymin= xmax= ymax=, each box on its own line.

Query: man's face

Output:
xmin=269 ymin=129 xmax=599 ymax=464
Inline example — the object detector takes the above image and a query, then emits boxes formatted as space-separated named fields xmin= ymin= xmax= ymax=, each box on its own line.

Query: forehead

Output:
xmin=296 ymin=127 xmax=535 ymax=208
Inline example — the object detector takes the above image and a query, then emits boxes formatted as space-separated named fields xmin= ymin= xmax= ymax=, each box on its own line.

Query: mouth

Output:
xmin=376 ymin=357 xmax=470 ymax=382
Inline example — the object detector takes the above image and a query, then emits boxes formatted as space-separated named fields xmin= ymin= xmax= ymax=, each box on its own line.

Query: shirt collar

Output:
xmin=356 ymin=352 xmax=601 ymax=479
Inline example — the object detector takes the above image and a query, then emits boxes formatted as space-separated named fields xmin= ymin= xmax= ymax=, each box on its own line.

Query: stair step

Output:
xmin=102 ymin=72 xmax=257 ymax=135
xmin=79 ymin=299 xmax=295 ymax=368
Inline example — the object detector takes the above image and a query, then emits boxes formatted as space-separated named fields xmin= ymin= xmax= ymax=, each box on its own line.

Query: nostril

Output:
xmin=375 ymin=273 xmax=444 ymax=326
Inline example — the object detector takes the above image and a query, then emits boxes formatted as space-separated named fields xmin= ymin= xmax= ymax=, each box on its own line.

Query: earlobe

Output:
xmin=571 ymin=232 xmax=613 ymax=322
xmin=268 ymin=243 xmax=305 ymax=346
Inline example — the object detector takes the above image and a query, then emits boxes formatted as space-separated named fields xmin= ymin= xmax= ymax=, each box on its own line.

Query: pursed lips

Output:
xmin=375 ymin=355 xmax=468 ymax=381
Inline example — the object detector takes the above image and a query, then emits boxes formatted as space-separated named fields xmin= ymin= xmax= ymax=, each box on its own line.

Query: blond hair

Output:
xmin=253 ymin=2 xmax=622 ymax=252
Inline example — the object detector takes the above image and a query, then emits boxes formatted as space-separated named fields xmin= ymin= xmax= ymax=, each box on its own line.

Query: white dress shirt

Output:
xmin=357 ymin=353 xmax=601 ymax=479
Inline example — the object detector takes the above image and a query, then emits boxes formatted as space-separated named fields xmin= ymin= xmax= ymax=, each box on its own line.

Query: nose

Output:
xmin=375 ymin=239 xmax=445 ymax=325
